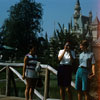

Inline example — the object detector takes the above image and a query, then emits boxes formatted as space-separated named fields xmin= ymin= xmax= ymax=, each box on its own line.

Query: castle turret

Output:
xmin=89 ymin=11 xmax=92 ymax=24
xmin=73 ymin=0 xmax=81 ymax=28
xmin=70 ymin=18 xmax=72 ymax=29
xmin=74 ymin=0 xmax=81 ymax=19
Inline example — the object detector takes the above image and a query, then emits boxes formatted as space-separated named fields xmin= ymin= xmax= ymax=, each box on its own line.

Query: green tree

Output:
xmin=43 ymin=33 xmax=50 ymax=64
xmin=0 ymin=0 xmax=43 ymax=55
xmin=37 ymin=33 xmax=50 ymax=64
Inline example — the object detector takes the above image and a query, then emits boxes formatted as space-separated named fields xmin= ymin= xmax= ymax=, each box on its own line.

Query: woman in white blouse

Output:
xmin=57 ymin=41 xmax=75 ymax=100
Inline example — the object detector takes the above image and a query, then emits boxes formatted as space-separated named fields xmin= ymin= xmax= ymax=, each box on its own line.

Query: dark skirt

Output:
xmin=57 ymin=64 xmax=72 ymax=87
xmin=26 ymin=78 xmax=37 ymax=88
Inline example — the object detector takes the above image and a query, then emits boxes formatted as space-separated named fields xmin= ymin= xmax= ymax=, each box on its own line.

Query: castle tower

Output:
xmin=89 ymin=11 xmax=92 ymax=24
xmin=73 ymin=0 xmax=81 ymax=28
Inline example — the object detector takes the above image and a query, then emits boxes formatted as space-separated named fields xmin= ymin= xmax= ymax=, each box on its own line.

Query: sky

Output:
xmin=0 ymin=0 xmax=99 ymax=38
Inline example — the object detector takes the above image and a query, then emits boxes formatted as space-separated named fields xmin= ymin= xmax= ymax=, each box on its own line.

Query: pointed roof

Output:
xmin=77 ymin=0 xmax=80 ymax=5
xmin=75 ymin=0 xmax=81 ymax=10
xmin=70 ymin=18 xmax=72 ymax=27
xmin=92 ymin=16 xmax=99 ymax=25
xmin=89 ymin=11 xmax=92 ymax=15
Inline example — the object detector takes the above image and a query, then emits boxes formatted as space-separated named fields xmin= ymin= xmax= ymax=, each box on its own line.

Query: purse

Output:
xmin=35 ymin=62 xmax=41 ymax=72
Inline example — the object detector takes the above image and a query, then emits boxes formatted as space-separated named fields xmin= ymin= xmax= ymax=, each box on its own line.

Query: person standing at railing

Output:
xmin=57 ymin=40 xmax=75 ymax=100
xmin=75 ymin=40 xmax=95 ymax=100
xmin=22 ymin=44 xmax=41 ymax=100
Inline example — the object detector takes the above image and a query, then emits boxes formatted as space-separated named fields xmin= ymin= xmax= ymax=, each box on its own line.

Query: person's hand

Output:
xmin=64 ymin=44 xmax=67 ymax=50
xmin=64 ymin=43 xmax=70 ymax=50
xmin=88 ymin=73 xmax=95 ymax=79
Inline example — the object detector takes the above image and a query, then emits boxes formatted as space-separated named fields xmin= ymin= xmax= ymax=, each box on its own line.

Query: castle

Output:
xmin=69 ymin=0 xmax=100 ymax=43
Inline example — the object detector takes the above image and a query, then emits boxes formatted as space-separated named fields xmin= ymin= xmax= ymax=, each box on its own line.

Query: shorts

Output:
xmin=57 ymin=64 xmax=72 ymax=87
xmin=75 ymin=67 xmax=89 ymax=91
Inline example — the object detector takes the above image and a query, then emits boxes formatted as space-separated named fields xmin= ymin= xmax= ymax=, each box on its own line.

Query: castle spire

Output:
xmin=70 ymin=18 xmax=72 ymax=28
xmin=73 ymin=0 xmax=81 ymax=29
xmin=77 ymin=0 xmax=80 ymax=5
xmin=75 ymin=0 xmax=81 ymax=11
xmin=89 ymin=11 xmax=92 ymax=23
xmin=74 ymin=0 xmax=81 ymax=19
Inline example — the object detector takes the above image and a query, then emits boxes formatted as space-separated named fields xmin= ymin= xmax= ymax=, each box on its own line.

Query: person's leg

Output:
xmin=65 ymin=66 xmax=72 ymax=100
xmin=25 ymin=78 xmax=31 ymax=100
xmin=83 ymin=91 xmax=89 ymax=100
xmin=29 ymin=78 xmax=37 ymax=100
xmin=60 ymin=86 xmax=65 ymax=100
xmin=65 ymin=87 xmax=72 ymax=100
xmin=82 ymin=69 xmax=89 ymax=100
xmin=25 ymin=85 xmax=29 ymax=100
xmin=29 ymin=88 xmax=34 ymax=100
xmin=75 ymin=68 xmax=82 ymax=100
xmin=77 ymin=90 xmax=82 ymax=100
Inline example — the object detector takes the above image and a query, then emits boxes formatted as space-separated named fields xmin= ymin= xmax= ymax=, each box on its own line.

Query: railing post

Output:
xmin=11 ymin=70 xmax=18 ymax=96
xmin=6 ymin=66 xmax=11 ymax=96
xmin=44 ymin=68 xmax=50 ymax=100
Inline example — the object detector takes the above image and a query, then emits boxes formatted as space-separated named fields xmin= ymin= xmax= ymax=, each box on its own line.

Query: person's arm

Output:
xmin=58 ymin=43 xmax=69 ymax=61
xmin=22 ymin=56 xmax=27 ymax=79
xmin=58 ymin=49 xmax=66 ymax=61
xmin=88 ymin=53 xmax=95 ymax=79
xmin=92 ymin=64 xmax=95 ymax=75
xmin=88 ymin=64 xmax=95 ymax=79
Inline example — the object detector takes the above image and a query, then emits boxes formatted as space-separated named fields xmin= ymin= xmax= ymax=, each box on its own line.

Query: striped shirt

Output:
xmin=25 ymin=54 xmax=38 ymax=78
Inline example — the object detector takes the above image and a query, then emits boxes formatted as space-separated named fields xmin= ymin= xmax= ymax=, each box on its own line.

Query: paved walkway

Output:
xmin=0 ymin=95 xmax=25 ymax=100
xmin=0 ymin=95 xmax=61 ymax=100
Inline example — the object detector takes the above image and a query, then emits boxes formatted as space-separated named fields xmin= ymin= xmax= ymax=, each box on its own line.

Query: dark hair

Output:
xmin=29 ymin=44 xmax=36 ymax=50
xmin=66 ymin=39 xmax=70 ymax=43
xmin=81 ymin=40 xmax=89 ymax=48
xmin=66 ymin=40 xmax=72 ymax=48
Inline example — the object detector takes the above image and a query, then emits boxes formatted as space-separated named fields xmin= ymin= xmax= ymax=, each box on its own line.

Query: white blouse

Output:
xmin=58 ymin=49 xmax=75 ymax=65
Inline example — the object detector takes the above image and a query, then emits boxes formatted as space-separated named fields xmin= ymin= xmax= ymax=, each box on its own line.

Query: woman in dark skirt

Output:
xmin=57 ymin=41 xmax=75 ymax=100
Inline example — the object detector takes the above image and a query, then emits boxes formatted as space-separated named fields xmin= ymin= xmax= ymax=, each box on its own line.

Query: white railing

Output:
xmin=0 ymin=62 xmax=75 ymax=100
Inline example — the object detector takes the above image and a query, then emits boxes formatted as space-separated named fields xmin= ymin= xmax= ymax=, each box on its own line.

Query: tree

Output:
xmin=0 ymin=0 xmax=43 ymax=55
xmin=37 ymin=32 xmax=50 ymax=64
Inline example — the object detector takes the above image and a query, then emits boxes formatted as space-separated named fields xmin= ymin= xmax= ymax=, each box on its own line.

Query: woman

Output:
xmin=75 ymin=40 xmax=95 ymax=100
xmin=22 ymin=45 xmax=40 ymax=100
xmin=57 ymin=41 xmax=75 ymax=100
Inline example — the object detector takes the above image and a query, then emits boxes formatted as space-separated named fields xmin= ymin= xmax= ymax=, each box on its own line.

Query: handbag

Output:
xmin=35 ymin=62 xmax=41 ymax=72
